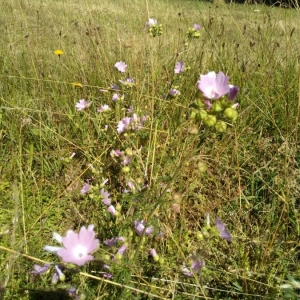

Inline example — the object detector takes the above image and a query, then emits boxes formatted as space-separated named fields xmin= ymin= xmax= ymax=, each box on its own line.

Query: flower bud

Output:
xmin=150 ymin=248 xmax=159 ymax=262
xmin=173 ymin=192 xmax=182 ymax=203
xmin=224 ymin=108 xmax=238 ymax=120
xmin=211 ymin=101 xmax=223 ymax=112
xmin=196 ymin=232 xmax=204 ymax=241
xmin=203 ymin=114 xmax=217 ymax=127
xmin=190 ymin=110 xmax=197 ymax=119
xmin=159 ymin=257 xmax=165 ymax=265
xmin=202 ymin=229 xmax=210 ymax=238
xmin=51 ymin=273 xmax=59 ymax=285
xmin=115 ymin=253 xmax=123 ymax=260
xmin=195 ymin=99 xmax=205 ymax=108
xmin=188 ymin=125 xmax=199 ymax=135
xmin=59 ymin=273 xmax=66 ymax=282
xmin=122 ymin=166 xmax=130 ymax=173
xmin=196 ymin=109 xmax=208 ymax=121
xmin=103 ymin=254 xmax=111 ymax=261
xmin=54 ymin=265 xmax=65 ymax=282
xmin=133 ymin=178 xmax=141 ymax=185
xmin=215 ymin=120 xmax=227 ymax=133
xmin=125 ymin=148 xmax=133 ymax=156
xmin=116 ymin=203 xmax=121 ymax=211
xmin=197 ymin=161 xmax=207 ymax=173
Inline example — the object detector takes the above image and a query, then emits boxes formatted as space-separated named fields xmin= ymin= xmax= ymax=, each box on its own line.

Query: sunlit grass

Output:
xmin=0 ymin=0 xmax=300 ymax=299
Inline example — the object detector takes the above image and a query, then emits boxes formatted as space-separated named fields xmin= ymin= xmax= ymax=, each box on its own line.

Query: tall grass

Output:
xmin=0 ymin=0 xmax=299 ymax=299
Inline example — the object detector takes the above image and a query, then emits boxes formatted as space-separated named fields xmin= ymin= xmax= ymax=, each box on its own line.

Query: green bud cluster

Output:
xmin=148 ymin=24 xmax=163 ymax=37
xmin=189 ymin=97 xmax=239 ymax=133
xmin=187 ymin=28 xmax=201 ymax=39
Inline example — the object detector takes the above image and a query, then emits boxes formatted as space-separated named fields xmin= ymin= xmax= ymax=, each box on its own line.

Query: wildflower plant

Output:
xmin=20 ymin=18 xmax=242 ymax=299
xmin=8 ymin=3 xmax=295 ymax=298
xmin=189 ymin=71 xmax=239 ymax=132
xmin=54 ymin=49 xmax=64 ymax=56
xmin=145 ymin=18 xmax=162 ymax=37
xmin=44 ymin=225 xmax=99 ymax=266
xmin=187 ymin=24 xmax=201 ymax=38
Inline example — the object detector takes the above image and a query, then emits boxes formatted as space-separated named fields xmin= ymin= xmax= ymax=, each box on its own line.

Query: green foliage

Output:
xmin=0 ymin=0 xmax=299 ymax=299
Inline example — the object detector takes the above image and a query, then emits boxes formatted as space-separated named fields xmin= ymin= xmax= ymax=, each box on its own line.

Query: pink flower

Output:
xmin=145 ymin=18 xmax=157 ymax=29
xmin=169 ymin=88 xmax=180 ymax=97
xmin=80 ymin=182 xmax=90 ymax=194
xmin=110 ymin=83 xmax=120 ymax=91
xmin=107 ymin=205 xmax=117 ymax=215
xmin=127 ymin=106 xmax=133 ymax=114
xmin=228 ymin=85 xmax=239 ymax=101
xmin=197 ymin=71 xmax=230 ymax=100
xmin=29 ymin=264 xmax=50 ymax=275
xmin=111 ymin=149 xmax=123 ymax=158
xmin=127 ymin=181 xmax=135 ymax=190
xmin=75 ymin=99 xmax=92 ymax=111
xmin=112 ymin=93 xmax=120 ymax=101
xmin=205 ymin=100 xmax=212 ymax=110
xmin=117 ymin=244 xmax=127 ymax=256
xmin=100 ymin=188 xmax=111 ymax=206
xmin=134 ymin=220 xmax=153 ymax=236
xmin=123 ymin=156 xmax=131 ymax=166
xmin=115 ymin=61 xmax=127 ymax=73
xmin=174 ymin=61 xmax=185 ymax=74
xmin=56 ymin=225 xmax=99 ymax=266
xmin=119 ymin=77 xmax=135 ymax=85
xmin=117 ymin=117 xmax=132 ymax=134
xmin=216 ymin=217 xmax=232 ymax=241
xmin=193 ymin=24 xmax=201 ymax=31
xmin=104 ymin=237 xmax=125 ymax=247
xmin=97 ymin=104 xmax=110 ymax=113
xmin=150 ymin=248 xmax=159 ymax=261
xmin=181 ymin=258 xmax=205 ymax=276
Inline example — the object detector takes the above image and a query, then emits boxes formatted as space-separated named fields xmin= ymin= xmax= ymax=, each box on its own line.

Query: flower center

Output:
xmin=73 ymin=245 xmax=88 ymax=258
xmin=207 ymin=87 xmax=218 ymax=98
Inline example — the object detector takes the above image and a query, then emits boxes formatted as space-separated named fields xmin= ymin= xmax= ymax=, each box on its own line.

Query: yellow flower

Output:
xmin=54 ymin=49 xmax=64 ymax=56
xmin=72 ymin=82 xmax=83 ymax=88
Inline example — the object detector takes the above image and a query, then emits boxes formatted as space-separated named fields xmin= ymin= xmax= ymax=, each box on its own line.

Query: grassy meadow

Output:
xmin=0 ymin=0 xmax=300 ymax=299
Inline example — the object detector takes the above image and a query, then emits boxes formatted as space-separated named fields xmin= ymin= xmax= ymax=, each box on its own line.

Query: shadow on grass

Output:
xmin=28 ymin=289 xmax=72 ymax=300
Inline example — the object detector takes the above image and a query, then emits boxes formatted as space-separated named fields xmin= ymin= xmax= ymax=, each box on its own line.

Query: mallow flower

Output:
xmin=80 ymin=182 xmax=90 ymax=194
xmin=169 ymin=88 xmax=180 ymax=97
xmin=182 ymin=258 xmax=205 ymax=276
xmin=228 ymin=85 xmax=240 ymax=101
xmin=45 ymin=225 xmax=99 ymax=266
xmin=29 ymin=264 xmax=50 ymax=275
xmin=174 ymin=61 xmax=185 ymax=74
xmin=119 ymin=77 xmax=135 ymax=85
xmin=197 ymin=71 xmax=230 ymax=100
xmin=117 ymin=114 xmax=146 ymax=134
xmin=107 ymin=205 xmax=117 ymax=215
xmin=145 ymin=18 xmax=157 ymax=29
xmin=193 ymin=24 xmax=201 ymax=31
xmin=150 ymin=248 xmax=159 ymax=262
xmin=75 ymin=99 xmax=92 ymax=111
xmin=134 ymin=220 xmax=153 ymax=236
xmin=100 ymin=188 xmax=111 ymax=206
xmin=117 ymin=117 xmax=132 ymax=134
xmin=110 ymin=83 xmax=120 ymax=91
xmin=112 ymin=93 xmax=120 ymax=101
xmin=216 ymin=217 xmax=232 ymax=241
xmin=115 ymin=61 xmax=127 ymax=73
xmin=97 ymin=104 xmax=110 ymax=113
xmin=103 ymin=237 xmax=125 ymax=247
